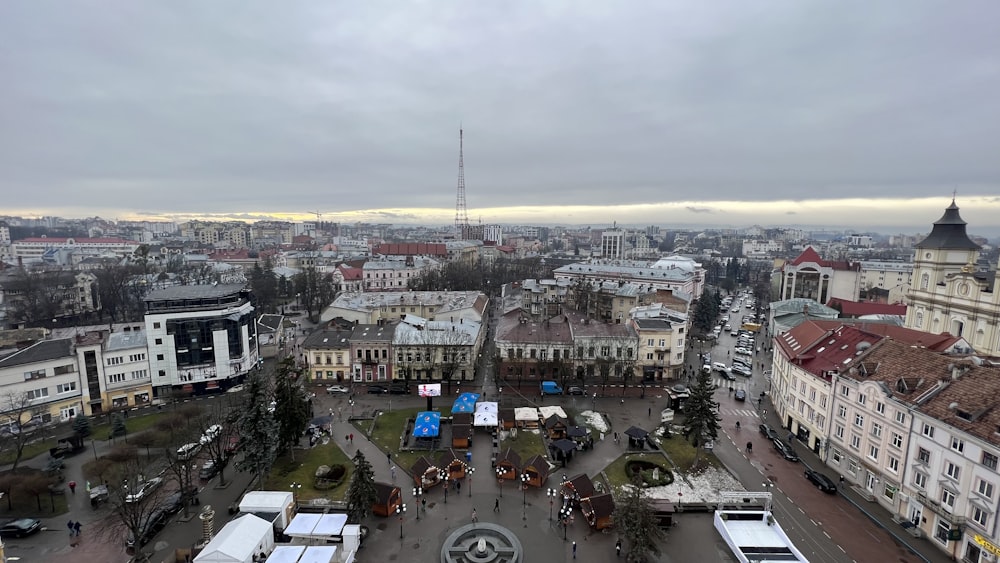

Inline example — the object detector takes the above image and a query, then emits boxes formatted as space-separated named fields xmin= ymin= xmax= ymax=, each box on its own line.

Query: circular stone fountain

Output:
xmin=441 ymin=522 xmax=523 ymax=563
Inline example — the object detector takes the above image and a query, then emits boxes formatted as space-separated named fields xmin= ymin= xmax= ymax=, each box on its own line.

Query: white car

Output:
xmin=735 ymin=347 xmax=754 ymax=356
xmin=326 ymin=385 xmax=349 ymax=394
xmin=125 ymin=477 xmax=163 ymax=504
xmin=177 ymin=442 xmax=202 ymax=461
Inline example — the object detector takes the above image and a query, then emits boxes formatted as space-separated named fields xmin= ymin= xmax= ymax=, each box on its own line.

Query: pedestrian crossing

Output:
xmin=720 ymin=408 xmax=760 ymax=418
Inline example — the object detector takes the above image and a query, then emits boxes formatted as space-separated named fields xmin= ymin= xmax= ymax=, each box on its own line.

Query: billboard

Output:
xmin=418 ymin=384 xmax=441 ymax=397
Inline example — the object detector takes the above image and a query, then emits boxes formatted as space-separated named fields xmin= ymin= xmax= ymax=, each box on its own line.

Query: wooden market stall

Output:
xmin=580 ymin=493 xmax=615 ymax=530
xmin=521 ymin=454 xmax=551 ymax=488
xmin=410 ymin=457 xmax=443 ymax=489
xmin=371 ymin=482 xmax=402 ymax=517
xmin=495 ymin=448 xmax=521 ymax=481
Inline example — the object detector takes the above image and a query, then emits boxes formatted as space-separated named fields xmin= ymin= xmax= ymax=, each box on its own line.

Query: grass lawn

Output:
xmin=658 ymin=432 xmax=722 ymax=471
xmin=266 ymin=440 xmax=354 ymax=502
xmin=364 ymin=407 xmax=426 ymax=472
xmin=502 ymin=429 xmax=547 ymax=462
xmin=0 ymin=471 xmax=71 ymax=517
xmin=603 ymin=452 xmax=672 ymax=490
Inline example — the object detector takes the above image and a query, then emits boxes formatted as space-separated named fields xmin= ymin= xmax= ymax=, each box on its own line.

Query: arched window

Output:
xmin=920 ymin=273 xmax=929 ymax=290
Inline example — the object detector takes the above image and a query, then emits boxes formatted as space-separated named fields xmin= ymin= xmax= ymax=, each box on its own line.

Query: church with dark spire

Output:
xmin=904 ymin=199 xmax=998 ymax=353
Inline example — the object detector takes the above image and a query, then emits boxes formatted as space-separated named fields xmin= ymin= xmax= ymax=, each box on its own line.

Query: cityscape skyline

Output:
xmin=2 ymin=2 xmax=999 ymax=231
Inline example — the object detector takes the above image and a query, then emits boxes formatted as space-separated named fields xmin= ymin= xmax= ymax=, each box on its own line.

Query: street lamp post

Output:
xmin=520 ymin=472 xmax=529 ymax=520
xmin=412 ymin=487 xmax=423 ymax=520
xmin=290 ymin=482 xmax=302 ymax=507
xmin=468 ymin=467 xmax=475 ymax=497
xmin=495 ymin=467 xmax=504 ymax=497
xmin=396 ymin=503 xmax=407 ymax=538
xmin=547 ymin=488 xmax=558 ymax=521
xmin=559 ymin=506 xmax=571 ymax=541
xmin=439 ymin=470 xmax=449 ymax=504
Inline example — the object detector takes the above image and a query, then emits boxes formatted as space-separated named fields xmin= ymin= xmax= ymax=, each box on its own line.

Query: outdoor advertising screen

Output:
xmin=418 ymin=383 xmax=442 ymax=397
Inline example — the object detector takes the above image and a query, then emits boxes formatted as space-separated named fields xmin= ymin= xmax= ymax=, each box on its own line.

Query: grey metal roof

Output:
xmin=916 ymin=201 xmax=981 ymax=250
xmin=0 ymin=338 xmax=73 ymax=368
xmin=107 ymin=330 xmax=147 ymax=351
xmin=144 ymin=283 xmax=247 ymax=302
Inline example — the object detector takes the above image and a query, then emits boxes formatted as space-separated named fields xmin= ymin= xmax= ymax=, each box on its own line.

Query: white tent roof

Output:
xmin=266 ymin=546 xmax=305 ymax=563
xmin=239 ymin=490 xmax=294 ymax=511
xmin=300 ymin=546 xmax=338 ymax=563
xmin=514 ymin=407 xmax=539 ymax=421
xmin=475 ymin=402 xmax=498 ymax=414
xmin=538 ymin=406 xmax=567 ymax=419
xmin=474 ymin=411 xmax=498 ymax=427
xmin=285 ymin=513 xmax=349 ymax=538
xmin=195 ymin=514 xmax=274 ymax=563
xmin=266 ymin=546 xmax=338 ymax=563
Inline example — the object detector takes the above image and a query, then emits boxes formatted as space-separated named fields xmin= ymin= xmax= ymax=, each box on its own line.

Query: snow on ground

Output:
xmin=579 ymin=410 xmax=609 ymax=433
xmin=642 ymin=465 xmax=745 ymax=503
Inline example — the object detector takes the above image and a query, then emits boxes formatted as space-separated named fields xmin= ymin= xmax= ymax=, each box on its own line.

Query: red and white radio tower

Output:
xmin=454 ymin=127 xmax=470 ymax=238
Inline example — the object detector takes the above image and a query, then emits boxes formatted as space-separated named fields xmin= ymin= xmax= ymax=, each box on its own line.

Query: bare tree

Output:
xmin=95 ymin=452 xmax=171 ymax=555
xmin=199 ymin=393 xmax=243 ymax=488
xmin=0 ymin=391 xmax=41 ymax=472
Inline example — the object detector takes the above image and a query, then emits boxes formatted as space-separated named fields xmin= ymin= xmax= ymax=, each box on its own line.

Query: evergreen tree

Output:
xmin=235 ymin=369 xmax=279 ymax=488
xmin=111 ymin=413 xmax=127 ymax=437
xmin=612 ymin=484 xmax=665 ymax=562
xmin=273 ymin=359 xmax=311 ymax=458
xmin=345 ymin=450 xmax=377 ymax=524
xmin=71 ymin=414 xmax=91 ymax=438
xmin=682 ymin=369 xmax=721 ymax=465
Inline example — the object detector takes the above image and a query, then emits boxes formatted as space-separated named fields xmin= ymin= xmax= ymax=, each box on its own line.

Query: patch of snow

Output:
xmin=579 ymin=410 xmax=609 ymax=433
xmin=641 ymin=466 xmax=745 ymax=503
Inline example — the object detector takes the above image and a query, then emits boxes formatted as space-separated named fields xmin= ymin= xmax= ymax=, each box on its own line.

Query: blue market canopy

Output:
xmin=451 ymin=401 xmax=475 ymax=414
xmin=458 ymin=392 xmax=480 ymax=403
xmin=412 ymin=412 xmax=441 ymax=438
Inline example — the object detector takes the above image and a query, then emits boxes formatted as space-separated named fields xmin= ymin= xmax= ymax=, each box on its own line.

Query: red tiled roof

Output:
xmin=794 ymin=319 xmax=962 ymax=353
xmin=337 ymin=264 xmax=363 ymax=280
xmin=827 ymin=298 xmax=907 ymax=317
xmin=376 ymin=243 xmax=447 ymax=257
xmin=777 ymin=321 xmax=882 ymax=378
xmin=787 ymin=246 xmax=858 ymax=271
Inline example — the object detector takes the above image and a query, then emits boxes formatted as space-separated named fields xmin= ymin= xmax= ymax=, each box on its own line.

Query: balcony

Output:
xmin=914 ymin=491 xmax=966 ymax=525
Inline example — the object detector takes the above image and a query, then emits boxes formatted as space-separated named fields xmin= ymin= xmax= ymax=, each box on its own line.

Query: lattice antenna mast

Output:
xmin=454 ymin=127 xmax=469 ymax=236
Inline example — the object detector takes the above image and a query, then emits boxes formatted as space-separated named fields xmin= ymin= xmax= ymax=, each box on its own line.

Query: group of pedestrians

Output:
xmin=66 ymin=520 xmax=82 ymax=536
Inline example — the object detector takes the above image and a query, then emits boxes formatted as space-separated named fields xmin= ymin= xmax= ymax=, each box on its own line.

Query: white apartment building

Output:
xmin=742 ymin=239 xmax=785 ymax=257
xmin=600 ymin=228 xmax=625 ymax=259
xmin=73 ymin=326 xmax=153 ymax=414
xmin=0 ymin=339 xmax=83 ymax=429
xmin=11 ymin=236 xmax=141 ymax=262
xmin=144 ymin=284 xmax=258 ymax=397
xmin=778 ymin=247 xmax=860 ymax=303
xmin=553 ymin=256 xmax=706 ymax=300
xmin=322 ymin=290 xmax=488 ymax=326
xmin=859 ymin=260 xmax=913 ymax=301
xmin=362 ymin=256 xmax=439 ymax=292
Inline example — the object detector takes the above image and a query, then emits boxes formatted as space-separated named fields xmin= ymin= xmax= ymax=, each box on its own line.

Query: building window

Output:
xmin=983 ymin=452 xmax=998 ymax=470
xmin=840 ymin=386 xmax=850 ymax=398
xmin=888 ymin=456 xmax=899 ymax=473
xmin=108 ymin=373 xmax=126 ymax=384
xmin=934 ymin=520 xmax=950 ymax=545
xmin=918 ymin=448 xmax=931 ymax=464
xmin=56 ymin=382 xmax=76 ymax=393
xmin=157 ymin=354 xmax=164 ymax=361
xmin=914 ymin=472 xmax=927 ymax=489
xmin=941 ymin=489 xmax=956 ymax=510
xmin=895 ymin=411 xmax=905 ymax=424
xmin=891 ymin=432 xmax=903 ymax=449
xmin=854 ymin=413 xmax=865 ymax=428
xmin=838 ymin=405 xmax=847 ymax=419
xmin=972 ymin=506 xmax=989 ymax=528
xmin=28 ymin=388 xmax=48 ymax=400
xmin=858 ymin=394 xmax=867 ymax=406
xmin=59 ymin=406 xmax=77 ymax=420
xmin=153 ymin=322 xmax=161 ymax=329
xmin=850 ymin=434 xmax=861 ymax=450
xmin=868 ymin=445 xmax=879 ymax=461
xmin=875 ymin=401 xmax=885 ymax=414
xmin=871 ymin=423 xmax=882 ymax=438
xmin=832 ymin=449 xmax=842 ymax=463
xmin=155 ymin=338 xmax=163 ymax=345
xmin=922 ymin=423 xmax=935 ymax=438
xmin=23 ymin=369 xmax=46 ymax=380
xmin=946 ymin=462 xmax=961 ymax=480
xmin=952 ymin=437 xmax=965 ymax=453
xmin=977 ymin=479 xmax=995 ymax=500
xmin=835 ymin=425 xmax=844 ymax=439
xmin=965 ymin=543 xmax=984 ymax=563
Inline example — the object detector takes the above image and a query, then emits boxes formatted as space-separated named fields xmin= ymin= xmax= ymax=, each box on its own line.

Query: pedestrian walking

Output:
xmin=349 ymin=433 xmax=354 ymax=444
xmin=839 ymin=475 xmax=845 ymax=488
xmin=387 ymin=451 xmax=392 ymax=464
xmin=494 ymin=498 xmax=500 ymax=512
xmin=572 ymin=541 xmax=577 ymax=559
xmin=746 ymin=441 xmax=753 ymax=454
xmin=472 ymin=508 xmax=478 ymax=523
xmin=67 ymin=520 xmax=74 ymax=536
xmin=616 ymin=538 xmax=622 ymax=557
xmin=68 ymin=480 xmax=77 ymax=494
xmin=73 ymin=521 xmax=81 ymax=536
xmin=456 ymin=480 xmax=462 ymax=493
xmin=647 ymin=407 xmax=651 ymax=417
xmin=391 ymin=466 xmax=396 ymax=481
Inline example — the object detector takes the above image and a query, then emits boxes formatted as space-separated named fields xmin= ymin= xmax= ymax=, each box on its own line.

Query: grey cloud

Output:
xmin=686 ymin=207 xmax=714 ymax=214
xmin=0 ymin=1 xmax=998 ymax=219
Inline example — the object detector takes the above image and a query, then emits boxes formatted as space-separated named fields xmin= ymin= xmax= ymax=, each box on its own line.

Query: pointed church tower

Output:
xmin=912 ymin=199 xmax=981 ymax=291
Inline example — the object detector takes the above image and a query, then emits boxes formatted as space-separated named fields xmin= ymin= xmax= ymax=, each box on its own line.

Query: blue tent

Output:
xmin=451 ymin=401 xmax=474 ymax=414
xmin=412 ymin=411 xmax=441 ymax=438
xmin=457 ymin=392 xmax=481 ymax=403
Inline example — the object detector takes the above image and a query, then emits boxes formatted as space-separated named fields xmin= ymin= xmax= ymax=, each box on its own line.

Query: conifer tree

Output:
xmin=612 ymin=484 xmax=665 ymax=562
xmin=682 ymin=368 xmax=721 ymax=464
xmin=345 ymin=450 xmax=377 ymax=524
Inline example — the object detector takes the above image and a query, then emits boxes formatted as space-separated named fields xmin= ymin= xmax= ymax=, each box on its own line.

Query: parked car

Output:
xmin=125 ymin=477 xmax=163 ymax=504
xmin=176 ymin=442 xmax=202 ymax=461
xmin=731 ymin=365 xmax=752 ymax=377
xmin=567 ymin=386 xmax=586 ymax=396
xmin=159 ymin=491 xmax=184 ymax=515
xmin=712 ymin=362 xmax=729 ymax=373
xmin=734 ymin=347 xmax=753 ymax=357
xmin=200 ymin=425 xmax=222 ymax=445
xmin=759 ymin=423 xmax=778 ymax=440
xmin=127 ymin=508 xmax=170 ymax=548
xmin=772 ymin=439 xmax=800 ymax=462
xmin=388 ymin=384 xmax=410 ymax=395
xmin=731 ymin=357 xmax=751 ymax=368
xmin=326 ymin=385 xmax=350 ymax=394
xmin=0 ymin=518 xmax=41 ymax=538
xmin=804 ymin=469 xmax=838 ymax=493
xmin=199 ymin=460 xmax=219 ymax=480
xmin=367 ymin=385 xmax=388 ymax=394
xmin=734 ymin=389 xmax=747 ymax=401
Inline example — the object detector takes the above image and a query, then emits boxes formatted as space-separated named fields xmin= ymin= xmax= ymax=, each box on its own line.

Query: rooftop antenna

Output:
xmin=455 ymin=125 xmax=470 ymax=239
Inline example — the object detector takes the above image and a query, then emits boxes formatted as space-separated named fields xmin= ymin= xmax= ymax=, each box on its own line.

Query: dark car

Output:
xmin=127 ymin=508 xmax=169 ymax=548
xmin=388 ymin=384 xmax=410 ymax=395
xmin=367 ymin=385 xmax=388 ymax=394
xmin=0 ymin=518 xmax=41 ymax=538
xmin=734 ymin=389 xmax=747 ymax=401
xmin=772 ymin=438 xmax=800 ymax=462
xmin=199 ymin=460 xmax=220 ymax=480
xmin=805 ymin=469 xmax=838 ymax=493
xmin=759 ymin=423 xmax=778 ymax=440
xmin=567 ymin=386 xmax=586 ymax=396
xmin=159 ymin=491 xmax=184 ymax=515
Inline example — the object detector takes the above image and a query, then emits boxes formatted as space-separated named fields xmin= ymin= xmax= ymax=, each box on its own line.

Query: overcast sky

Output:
xmin=2 ymin=1 xmax=999 ymax=230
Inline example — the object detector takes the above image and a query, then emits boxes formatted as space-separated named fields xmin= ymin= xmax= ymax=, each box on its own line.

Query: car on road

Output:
xmin=177 ymin=442 xmax=202 ymax=461
xmin=125 ymin=477 xmax=164 ymax=504
xmin=804 ymin=469 xmax=838 ymax=493
xmin=712 ymin=362 xmax=729 ymax=373
xmin=567 ymin=386 xmax=586 ymax=395
xmin=326 ymin=385 xmax=350 ymax=394
xmin=0 ymin=518 xmax=41 ymax=538
xmin=734 ymin=389 xmax=747 ymax=401
xmin=367 ymin=385 xmax=388 ymax=394
xmin=734 ymin=347 xmax=753 ymax=356
xmin=772 ymin=439 xmax=800 ymax=462
xmin=731 ymin=365 xmax=752 ymax=377
xmin=731 ymin=356 xmax=751 ymax=367
xmin=199 ymin=460 xmax=219 ymax=480
xmin=389 ymin=384 xmax=410 ymax=395
xmin=127 ymin=508 xmax=169 ymax=548
xmin=759 ymin=423 xmax=778 ymax=440
xmin=200 ymin=424 xmax=222 ymax=445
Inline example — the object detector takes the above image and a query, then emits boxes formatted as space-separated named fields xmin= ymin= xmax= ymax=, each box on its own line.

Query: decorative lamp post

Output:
xmin=290 ymin=482 xmax=302 ymax=507
xmin=396 ymin=503 xmax=407 ymax=538
xmin=559 ymin=506 xmax=572 ymax=541
xmin=467 ymin=466 xmax=475 ymax=497
xmin=439 ymin=469 xmax=449 ymax=504
xmin=547 ymin=488 xmax=558 ymax=521
xmin=412 ymin=486 xmax=423 ymax=520
xmin=495 ymin=467 xmax=504 ymax=497
xmin=520 ymin=472 xmax=529 ymax=520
